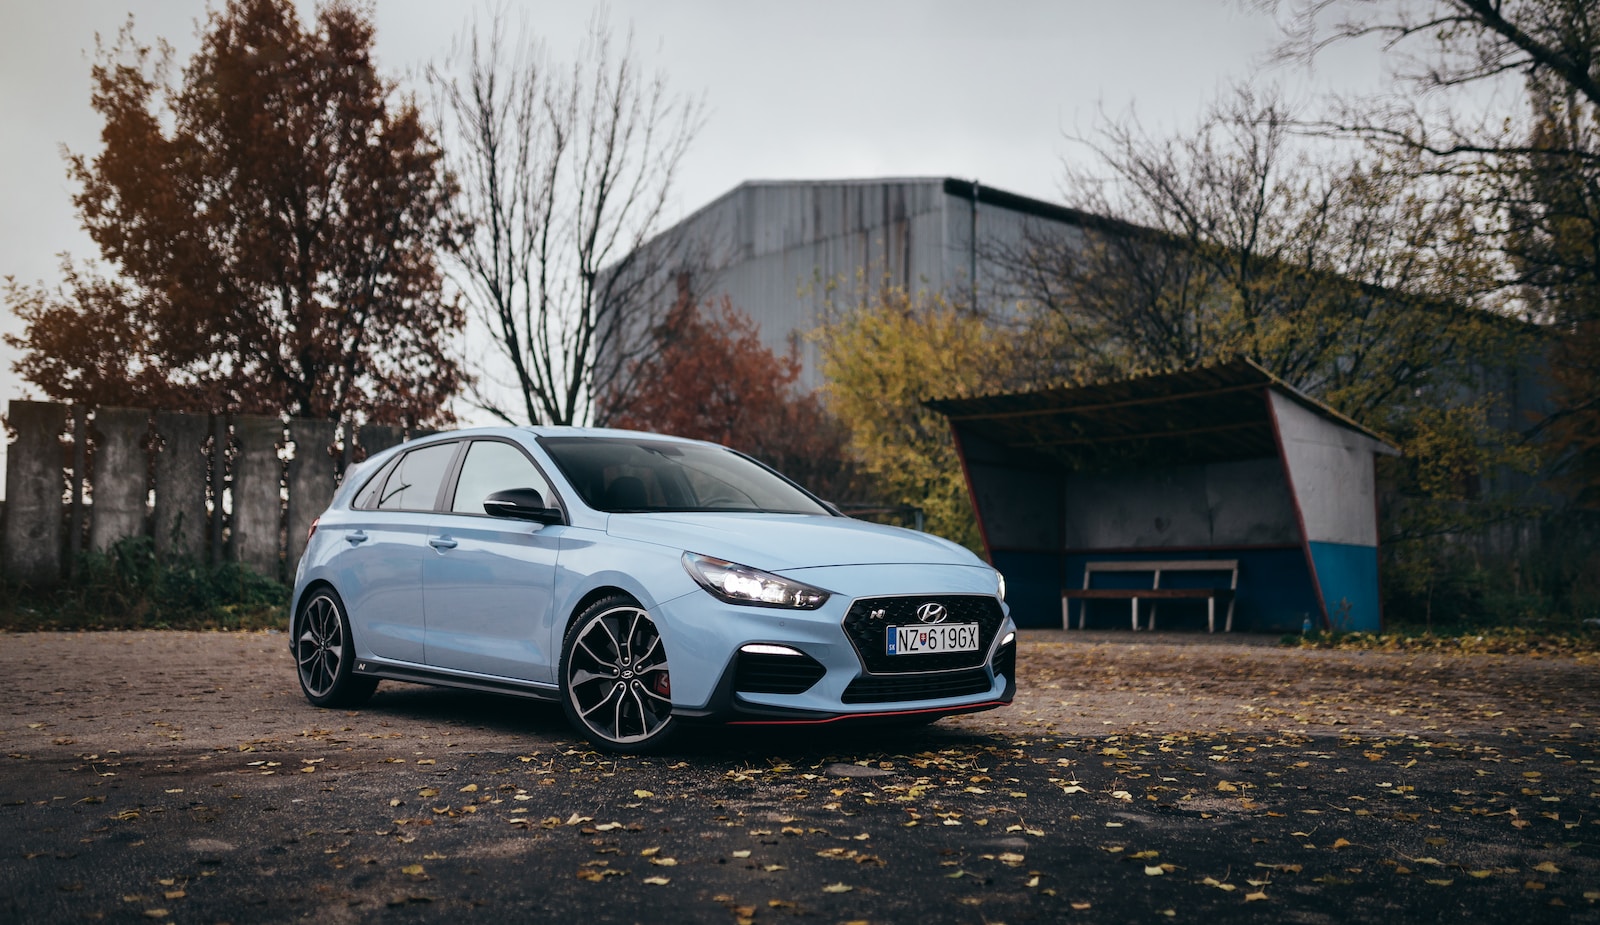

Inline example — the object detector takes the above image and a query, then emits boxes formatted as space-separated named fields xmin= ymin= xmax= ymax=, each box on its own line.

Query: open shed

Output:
xmin=925 ymin=359 xmax=1399 ymax=633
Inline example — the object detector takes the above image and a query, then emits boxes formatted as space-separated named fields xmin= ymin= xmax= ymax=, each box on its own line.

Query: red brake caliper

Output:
xmin=653 ymin=672 xmax=671 ymax=697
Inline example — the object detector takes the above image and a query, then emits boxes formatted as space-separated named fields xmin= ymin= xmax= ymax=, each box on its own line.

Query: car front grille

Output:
xmin=841 ymin=667 xmax=992 ymax=704
xmin=732 ymin=651 xmax=826 ymax=695
xmin=842 ymin=595 xmax=1005 ymax=674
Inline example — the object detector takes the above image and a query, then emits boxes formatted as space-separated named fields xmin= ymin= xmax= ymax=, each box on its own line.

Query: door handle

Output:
xmin=345 ymin=530 xmax=369 ymax=545
xmin=428 ymin=536 xmax=459 ymax=550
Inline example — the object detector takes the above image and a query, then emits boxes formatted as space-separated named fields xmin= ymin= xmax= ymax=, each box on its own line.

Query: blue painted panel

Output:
xmin=1306 ymin=541 xmax=1382 ymax=632
xmin=1060 ymin=549 xmax=1322 ymax=633
xmin=990 ymin=550 xmax=1062 ymax=629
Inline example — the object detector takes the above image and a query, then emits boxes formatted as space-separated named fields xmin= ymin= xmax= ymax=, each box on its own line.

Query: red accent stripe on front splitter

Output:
xmin=726 ymin=700 xmax=1011 ymax=726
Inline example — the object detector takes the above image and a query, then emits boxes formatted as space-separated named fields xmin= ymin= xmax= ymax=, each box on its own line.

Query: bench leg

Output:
xmin=1207 ymin=597 xmax=1215 ymax=633
xmin=1130 ymin=597 xmax=1139 ymax=631
xmin=1061 ymin=595 xmax=1070 ymax=631
xmin=1225 ymin=598 xmax=1235 ymax=633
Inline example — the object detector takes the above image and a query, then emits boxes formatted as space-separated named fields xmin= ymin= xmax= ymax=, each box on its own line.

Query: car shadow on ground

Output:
xmin=356 ymin=681 xmax=1003 ymax=761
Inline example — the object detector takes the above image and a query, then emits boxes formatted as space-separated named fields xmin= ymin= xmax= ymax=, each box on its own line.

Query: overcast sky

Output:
xmin=0 ymin=0 xmax=1392 ymax=488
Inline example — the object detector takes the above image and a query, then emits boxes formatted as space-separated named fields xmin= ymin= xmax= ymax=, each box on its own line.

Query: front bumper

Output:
xmin=656 ymin=564 xmax=1016 ymax=725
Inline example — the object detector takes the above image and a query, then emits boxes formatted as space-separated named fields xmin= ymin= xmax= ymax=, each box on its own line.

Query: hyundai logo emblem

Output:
xmin=916 ymin=602 xmax=948 ymax=624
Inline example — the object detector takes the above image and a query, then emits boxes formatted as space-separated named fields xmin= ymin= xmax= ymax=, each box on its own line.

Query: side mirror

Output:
xmin=483 ymin=488 xmax=563 ymax=525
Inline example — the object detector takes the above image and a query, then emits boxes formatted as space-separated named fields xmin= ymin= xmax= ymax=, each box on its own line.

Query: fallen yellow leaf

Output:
xmin=822 ymin=882 xmax=853 ymax=893
xmin=1534 ymin=862 xmax=1562 ymax=874
xmin=633 ymin=789 xmax=654 ymax=799
xmin=642 ymin=876 xmax=670 ymax=886
xmin=1244 ymin=891 xmax=1268 ymax=902
xmin=401 ymin=864 xmax=425 ymax=877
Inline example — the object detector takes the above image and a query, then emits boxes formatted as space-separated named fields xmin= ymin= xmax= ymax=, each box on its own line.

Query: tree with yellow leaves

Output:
xmin=817 ymin=286 xmax=1020 ymax=552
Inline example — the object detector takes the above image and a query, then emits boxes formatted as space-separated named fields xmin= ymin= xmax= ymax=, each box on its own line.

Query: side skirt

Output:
xmin=354 ymin=659 xmax=562 ymax=703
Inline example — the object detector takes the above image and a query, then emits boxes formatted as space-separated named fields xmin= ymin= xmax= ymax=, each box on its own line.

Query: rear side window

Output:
xmin=374 ymin=442 xmax=459 ymax=511
xmin=450 ymin=440 xmax=556 ymax=515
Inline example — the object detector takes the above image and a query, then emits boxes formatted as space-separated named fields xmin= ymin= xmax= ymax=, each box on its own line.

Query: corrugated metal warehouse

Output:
xmin=641 ymin=177 xmax=1091 ymax=390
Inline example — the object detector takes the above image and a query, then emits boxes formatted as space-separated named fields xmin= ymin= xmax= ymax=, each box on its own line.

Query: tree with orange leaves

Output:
xmin=602 ymin=295 xmax=859 ymax=502
xmin=5 ymin=0 xmax=463 ymax=426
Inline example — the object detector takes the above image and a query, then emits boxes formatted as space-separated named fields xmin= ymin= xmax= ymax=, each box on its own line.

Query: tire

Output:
xmin=559 ymin=595 xmax=677 ymax=753
xmin=295 ymin=587 xmax=378 ymax=709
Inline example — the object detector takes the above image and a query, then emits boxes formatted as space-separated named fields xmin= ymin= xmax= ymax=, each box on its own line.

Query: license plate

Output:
xmin=886 ymin=623 xmax=980 ymax=656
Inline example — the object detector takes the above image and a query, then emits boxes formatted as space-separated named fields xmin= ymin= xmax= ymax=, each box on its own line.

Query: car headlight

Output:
xmin=682 ymin=553 xmax=830 ymax=610
xmin=996 ymin=570 xmax=1006 ymax=602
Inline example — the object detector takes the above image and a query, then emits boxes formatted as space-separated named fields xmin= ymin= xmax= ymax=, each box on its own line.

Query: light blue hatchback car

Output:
xmin=291 ymin=427 xmax=1016 ymax=752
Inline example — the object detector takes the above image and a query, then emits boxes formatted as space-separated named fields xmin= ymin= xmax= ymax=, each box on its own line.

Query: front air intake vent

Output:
xmin=733 ymin=650 xmax=826 ymax=695
xmin=841 ymin=667 xmax=992 ymax=704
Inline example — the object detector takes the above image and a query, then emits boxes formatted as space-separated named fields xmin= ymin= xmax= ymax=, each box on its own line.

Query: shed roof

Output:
xmin=924 ymin=358 xmax=1396 ymax=474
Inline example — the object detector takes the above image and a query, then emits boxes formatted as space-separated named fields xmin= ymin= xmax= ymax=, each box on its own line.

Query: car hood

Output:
xmin=603 ymin=512 xmax=984 ymax=571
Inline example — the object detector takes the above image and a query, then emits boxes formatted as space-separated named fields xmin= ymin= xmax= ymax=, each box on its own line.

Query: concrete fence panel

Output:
xmin=287 ymin=419 xmax=337 ymax=572
xmin=2 ymin=401 xmax=68 ymax=586
xmin=88 ymin=407 xmax=150 ymax=553
xmin=358 ymin=423 xmax=405 ymax=459
xmin=153 ymin=410 xmax=211 ymax=560
xmin=4 ymin=401 xmax=379 ymax=586
xmin=230 ymin=415 xmax=285 ymax=581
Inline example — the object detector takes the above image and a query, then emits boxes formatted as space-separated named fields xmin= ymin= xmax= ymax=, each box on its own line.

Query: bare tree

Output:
xmin=1274 ymin=0 xmax=1600 ymax=135
xmin=1267 ymin=0 xmax=1600 ymax=502
xmin=431 ymin=10 xmax=704 ymax=426
xmin=988 ymin=87 xmax=1511 ymax=423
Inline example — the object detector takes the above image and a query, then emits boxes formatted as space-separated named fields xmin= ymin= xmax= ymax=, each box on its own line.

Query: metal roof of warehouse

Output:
xmin=924 ymin=358 xmax=1395 ymax=474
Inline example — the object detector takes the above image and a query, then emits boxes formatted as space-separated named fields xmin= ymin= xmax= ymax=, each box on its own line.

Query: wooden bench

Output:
xmin=1061 ymin=560 xmax=1239 ymax=632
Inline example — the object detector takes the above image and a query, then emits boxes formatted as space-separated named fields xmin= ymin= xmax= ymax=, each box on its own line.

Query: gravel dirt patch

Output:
xmin=2 ymin=629 xmax=1598 ymax=923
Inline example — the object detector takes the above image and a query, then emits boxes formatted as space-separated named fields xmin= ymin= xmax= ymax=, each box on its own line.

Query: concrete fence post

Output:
xmin=154 ymin=410 xmax=210 ymax=560
xmin=208 ymin=415 xmax=228 ymax=566
xmin=286 ymin=418 xmax=337 ymax=576
xmin=67 ymin=407 xmax=87 ymax=574
xmin=2 ymin=401 xmax=68 ymax=586
xmin=230 ymin=414 xmax=284 ymax=581
xmin=87 ymin=407 xmax=150 ymax=553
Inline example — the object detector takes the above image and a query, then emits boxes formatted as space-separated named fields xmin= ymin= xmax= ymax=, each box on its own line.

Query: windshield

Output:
xmin=538 ymin=436 xmax=832 ymax=515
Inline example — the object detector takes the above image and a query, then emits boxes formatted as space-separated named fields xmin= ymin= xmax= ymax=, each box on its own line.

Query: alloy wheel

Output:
xmin=297 ymin=592 xmax=346 ymax=700
xmin=565 ymin=603 xmax=673 ymax=746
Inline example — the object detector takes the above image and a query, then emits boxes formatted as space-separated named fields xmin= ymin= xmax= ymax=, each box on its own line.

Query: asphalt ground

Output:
xmin=2 ymin=629 xmax=1598 ymax=924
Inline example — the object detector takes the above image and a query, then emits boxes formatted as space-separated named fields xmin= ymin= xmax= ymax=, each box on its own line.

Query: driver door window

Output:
xmin=451 ymin=440 xmax=557 ymax=515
